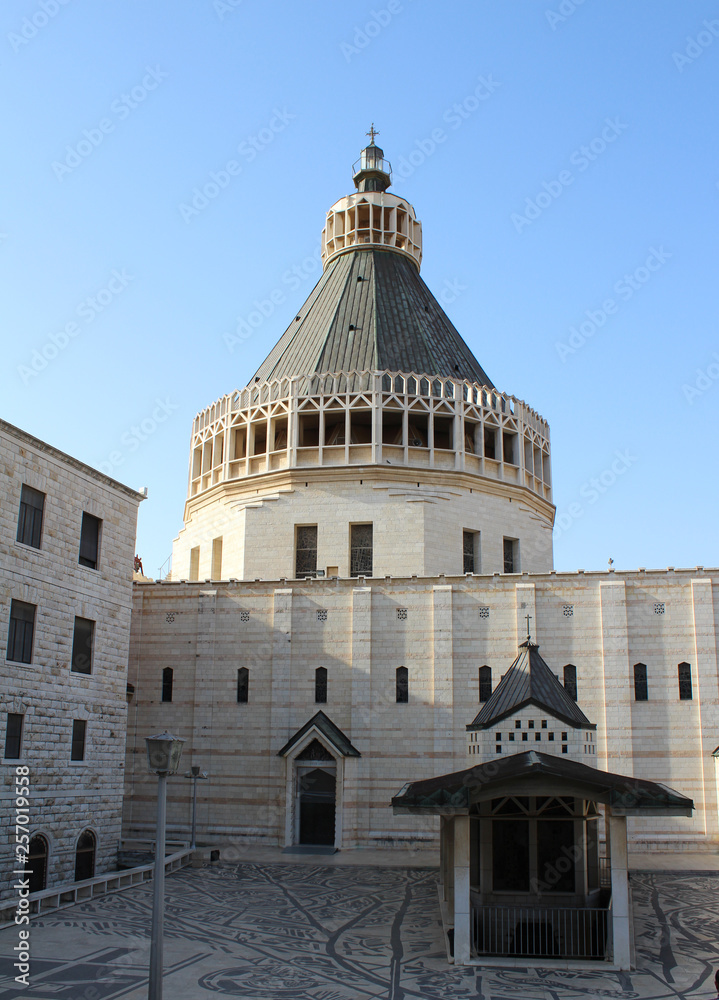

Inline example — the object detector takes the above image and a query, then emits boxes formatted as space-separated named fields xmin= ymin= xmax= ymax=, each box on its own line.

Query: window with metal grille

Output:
xmin=161 ymin=667 xmax=173 ymax=703
xmin=396 ymin=666 xmax=408 ymax=703
xmin=503 ymin=537 xmax=518 ymax=573
xmin=237 ymin=667 xmax=249 ymax=703
xmin=71 ymin=617 xmax=95 ymax=674
xmin=479 ymin=606 xmax=490 ymax=619
xmin=4 ymin=713 xmax=23 ymax=759
xmin=397 ymin=608 xmax=407 ymax=620
xmin=634 ymin=663 xmax=648 ymax=701
xmin=350 ymin=524 xmax=373 ymax=576
xmin=17 ymin=485 xmax=45 ymax=549
xmin=563 ymin=663 xmax=577 ymax=701
xmin=295 ymin=525 xmax=317 ymax=578
xmin=463 ymin=530 xmax=476 ymax=573
xmin=317 ymin=609 xmax=327 ymax=622
xmin=479 ymin=665 xmax=492 ymax=702
xmin=7 ymin=600 xmax=35 ymax=664
xmin=71 ymin=719 xmax=86 ymax=761
xmin=562 ymin=605 xmax=574 ymax=617
xmin=678 ymin=662 xmax=692 ymax=700
xmin=654 ymin=602 xmax=665 ymax=615
xmin=79 ymin=512 xmax=101 ymax=569
xmin=314 ymin=666 xmax=327 ymax=704
xmin=240 ymin=611 xmax=250 ymax=622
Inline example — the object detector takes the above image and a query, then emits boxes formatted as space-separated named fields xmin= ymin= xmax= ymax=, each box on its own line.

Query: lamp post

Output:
xmin=183 ymin=765 xmax=208 ymax=850
xmin=145 ymin=731 xmax=185 ymax=1000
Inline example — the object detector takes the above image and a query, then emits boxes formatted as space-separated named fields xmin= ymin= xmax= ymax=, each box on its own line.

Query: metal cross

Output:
xmin=366 ymin=123 xmax=379 ymax=143
xmin=525 ymin=614 xmax=532 ymax=641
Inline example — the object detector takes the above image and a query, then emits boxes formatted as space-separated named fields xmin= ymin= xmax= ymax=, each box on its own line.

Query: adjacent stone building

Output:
xmin=0 ymin=419 xmax=143 ymax=909
xmin=122 ymin=138 xmax=719 ymax=861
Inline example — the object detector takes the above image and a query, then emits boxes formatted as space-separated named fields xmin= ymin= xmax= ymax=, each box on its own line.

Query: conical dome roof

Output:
xmin=252 ymin=247 xmax=493 ymax=386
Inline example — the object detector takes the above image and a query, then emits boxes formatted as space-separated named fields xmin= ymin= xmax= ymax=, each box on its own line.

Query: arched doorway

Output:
xmin=74 ymin=830 xmax=96 ymax=881
xmin=296 ymin=740 xmax=336 ymax=846
xmin=27 ymin=835 xmax=48 ymax=893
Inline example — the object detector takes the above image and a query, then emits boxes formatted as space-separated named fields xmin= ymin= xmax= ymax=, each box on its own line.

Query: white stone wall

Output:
xmin=171 ymin=470 xmax=554 ymax=582
xmin=0 ymin=421 xmax=141 ymax=904
xmin=124 ymin=569 xmax=719 ymax=855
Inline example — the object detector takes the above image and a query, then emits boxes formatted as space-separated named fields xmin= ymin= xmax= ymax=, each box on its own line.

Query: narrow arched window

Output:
xmin=237 ymin=667 xmax=249 ymax=703
xmin=479 ymin=665 xmax=492 ymax=702
xmin=315 ymin=666 xmax=327 ymax=704
xmin=634 ymin=663 xmax=648 ymax=702
xmin=161 ymin=667 xmax=173 ymax=703
xmin=27 ymin=834 xmax=48 ymax=893
xmin=396 ymin=666 xmax=409 ymax=704
xmin=678 ymin=662 xmax=692 ymax=700
xmin=563 ymin=664 xmax=577 ymax=701
xmin=74 ymin=829 xmax=96 ymax=881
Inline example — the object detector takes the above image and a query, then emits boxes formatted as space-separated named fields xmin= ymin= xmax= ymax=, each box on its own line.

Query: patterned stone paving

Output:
xmin=0 ymin=864 xmax=718 ymax=999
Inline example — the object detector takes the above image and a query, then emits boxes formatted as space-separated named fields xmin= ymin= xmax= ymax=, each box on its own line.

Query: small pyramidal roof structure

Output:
xmin=251 ymin=132 xmax=493 ymax=388
xmin=467 ymin=639 xmax=595 ymax=731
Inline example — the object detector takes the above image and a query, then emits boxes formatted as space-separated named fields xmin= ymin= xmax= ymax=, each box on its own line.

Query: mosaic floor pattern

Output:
xmin=1 ymin=864 xmax=718 ymax=999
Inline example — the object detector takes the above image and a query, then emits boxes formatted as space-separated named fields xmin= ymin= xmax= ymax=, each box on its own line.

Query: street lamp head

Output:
xmin=146 ymin=731 xmax=186 ymax=775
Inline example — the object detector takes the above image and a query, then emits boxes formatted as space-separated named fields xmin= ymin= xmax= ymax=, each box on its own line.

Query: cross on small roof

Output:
xmin=525 ymin=614 xmax=532 ymax=641
xmin=366 ymin=123 xmax=379 ymax=143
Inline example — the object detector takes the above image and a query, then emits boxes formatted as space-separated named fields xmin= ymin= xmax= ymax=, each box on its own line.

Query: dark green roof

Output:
xmin=252 ymin=248 xmax=493 ymax=386
xmin=391 ymin=751 xmax=694 ymax=817
xmin=277 ymin=711 xmax=361 ymax=758
xmin=467 ymin=641 xmax=594 ymax=731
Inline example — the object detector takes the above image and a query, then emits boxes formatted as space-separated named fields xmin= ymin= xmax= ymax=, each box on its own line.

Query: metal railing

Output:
xmin=472 ymin=904 xmax=610 ymax=960
xmin=0 ymin=846 xmax=194 ymax=928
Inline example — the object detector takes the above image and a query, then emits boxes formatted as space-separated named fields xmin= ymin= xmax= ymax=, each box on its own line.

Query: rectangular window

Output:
xmin=17 ymin=485 xmax=45 ymax=549
xmin=538 ymin=820 xmax=576 ymax=892
xmin=503 ymin=537 xmax=518 ymax=573
xmin=350 ymin=523 xmax=373 ymax=576
xmin=492 ymin=820 xmax=529 ymax=891
xmin=396 ymin=666 xmax=409 ymax=704
xmin=189 ymin=546 xmax=200 ymax=581
xmin=678 ymin=662 xmax=692 ymax=700
xmin=79 ymin=513 xmax=101 ymax=569
xmin=478 ymin=665 xmax=492 ymax=702
xmin=315 ymin=666 xmax=328 ymax=704
xmin=237 ymin=667 xmax=249 ymax=703
xmin=295 ymin=525 xmax=318 ymax=578
xmin=634 ymin=663 xmax=648 ymax=701
xmin=4 ymin=713 xmax=23 ymax=759
xmin=7 ymin=600 xmax=36 ymax=664
xmin=463 ymin=530 xmax=479 ymax=573
xmin=71 ymin=719 xmax=86 ymax=761
xmin=71 ymin=617 xmax=95 ymax=674
xmin=211 ymin=536 xmax=223 ymax=579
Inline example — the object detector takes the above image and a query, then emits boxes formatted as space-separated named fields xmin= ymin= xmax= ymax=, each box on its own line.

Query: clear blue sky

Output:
xmin=2 ymin=0 xmax=717 ymax=577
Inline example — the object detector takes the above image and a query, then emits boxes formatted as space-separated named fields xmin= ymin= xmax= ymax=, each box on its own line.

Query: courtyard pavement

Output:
xmin=1 ymin=858 xmax=718 ymax=999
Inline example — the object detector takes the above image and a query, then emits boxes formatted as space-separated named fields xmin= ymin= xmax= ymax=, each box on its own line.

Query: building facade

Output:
xmin=0 ymin=419 xmax=143 ymax=910
xmin=122 ymin=139 xmax=719 ymax=859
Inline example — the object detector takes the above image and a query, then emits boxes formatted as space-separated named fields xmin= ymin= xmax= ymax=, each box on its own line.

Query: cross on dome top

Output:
xmin=366 ymin=123 xmax=380 ymax=144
